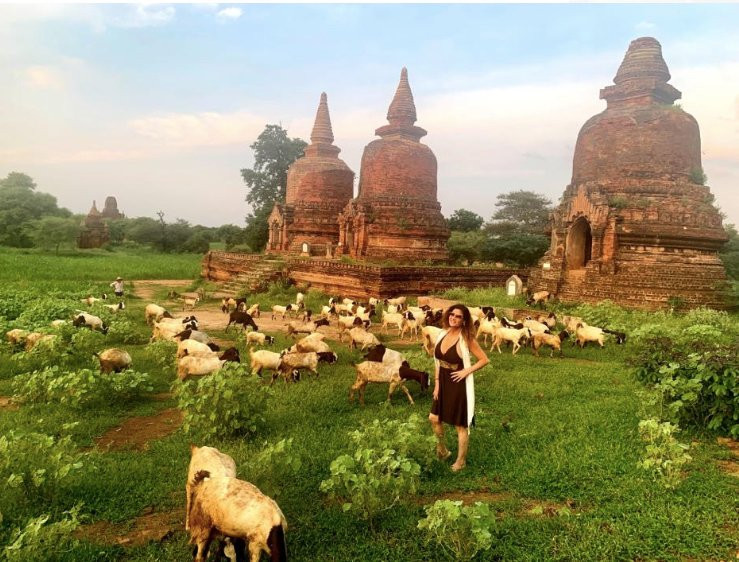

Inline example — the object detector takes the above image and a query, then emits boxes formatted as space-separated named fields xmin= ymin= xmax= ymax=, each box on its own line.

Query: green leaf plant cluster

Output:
xmin=320 ymin=415 xmax=435 ymax=529
xmin=175 ymin=362 xmax=272 ymax=441
xmin=417 ymin=500 xmax=496 ymax=560
xmin=12 ymin=366 xmax=153 ymax=408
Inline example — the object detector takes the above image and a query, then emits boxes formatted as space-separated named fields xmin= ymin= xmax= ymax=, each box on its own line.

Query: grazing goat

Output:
xmin=523 ymin=317 xmax=551 ymax=335
xmin=6 ymin=329 xmax=30 ymax=347
xmin=226 ymin=311 xmax=259 ymax=332
xmin=177 ymin=348 xmax=240 ymax=381
xmin=285 ymin=318 xmax=329 ymax=338
xmin=347 ymin=327 xmax=380 ymax=351
xmin=291 ymin=334 xmax=332 ymax=354
xmin=400 ymin=311 xmax=421 ymax=341
xmin=246 ymin=303 xmax=260 ymax=318
xmin=177 ymin=340 xmax=220 ymax=359
xmin=421 ymin=326 xmax=444 ymax=356
xmin=245 ymin=331 xmax=275 ymax=348
xmin=221 ymin=297 xmax=247 ymax=314
xmin=81 ymin=294 xmax=108 ymax=306
xmin=562 ymin=315 xmax=586 ymax=333
xmin=381 ymin=311 xmax=405 ymax=335
xmin=24 ymin=332 xmax=56 ymax=352
xmin=186 ymin=445 xmax=236 ymax=532
xmin=73 ymin=313 xmax=108 ymax=334
xmin=145 ymin=304 xmax=172 ymax=325
xmin=174 ymin=329 xmax=212 ymax=345
xmin=501 ymin=317 xmax=524 ymax=330
xmin=250 ymin=350 xmax=282 ymax=377
xmin=102 ymin=302 xmax=126 ymax=313
xmin=275 ymin=351 xmax=319 ymax=384
xmin=535 ymin=312 xmax=557 ymax=329
xmin=182 ymin=295 xmax=200 ymax=311
xmin=95 ymin=348 xmax=132 ymax=373
xmin=362 ymin=344 xmax=405 ymax=368
xmin=271 ymin=304 xmax=294 ymax=320
xmin=188 ymin=471 xmax=287 ymax=562
xmin=532 ymin=331 xmax=569 ymax=357
xmin=605 ymin=329 xmax=627 ymax=345
xmin=526 ymin=290 xmax=551 ymax=307
xmin=349 ymin=361 xmax=415 ymax=405
xmin=384 ymin=296 xmax=406 ymax=308
xmin=399 ymin=361 xmax=430 ymax=392
xmin=491 ymin=326 xmax=531 ymax=355
xmin=575 ymin=323 xmax=606 ymax=348
xmin=476 ymin=318 xmax=500 ymax=346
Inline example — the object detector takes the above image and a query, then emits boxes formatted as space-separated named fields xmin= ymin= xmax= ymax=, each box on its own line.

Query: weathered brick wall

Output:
xmin=286 ymin=159 xmax=354 ymax=204
xmin=201 ymin=252 xmax=266 ymax=281
xmin=285 ymin=259 xmax=528 ymax=299
xmin=358 ymin=138 xmax=437 ymax=201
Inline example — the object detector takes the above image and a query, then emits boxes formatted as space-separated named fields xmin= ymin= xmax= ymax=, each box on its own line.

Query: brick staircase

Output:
xmin=216 ymin=257 xmax=285 ymax=297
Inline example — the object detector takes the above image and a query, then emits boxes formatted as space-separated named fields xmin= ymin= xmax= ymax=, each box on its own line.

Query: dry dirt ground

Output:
xmin=75 ymin=505 xmax=185 ymax=547
xmin=94 ymin=408 xmax=183 ymax=452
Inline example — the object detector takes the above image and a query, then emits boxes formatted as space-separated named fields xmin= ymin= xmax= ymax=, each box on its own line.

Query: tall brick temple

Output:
xmin=529 ymin=37 xmax=729 ymax=309
xmin=266 ymin=93 xmax=354 ymax=256
xmin=336 ymin=68 xmax=449 ymax=261
xmin=78 ymin=200 xmax=110 ymax=249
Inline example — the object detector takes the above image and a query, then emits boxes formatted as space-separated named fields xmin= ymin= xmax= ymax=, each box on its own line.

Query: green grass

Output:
xmin=0 ymin=253 xmax=737 ymax=561
xmin=0 ymin=247 xmax=201 ymax=285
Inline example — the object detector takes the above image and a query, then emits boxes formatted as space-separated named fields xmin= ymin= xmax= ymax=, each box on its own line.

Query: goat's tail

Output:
xmin=268 ymin=524 xmax=287 ymax=562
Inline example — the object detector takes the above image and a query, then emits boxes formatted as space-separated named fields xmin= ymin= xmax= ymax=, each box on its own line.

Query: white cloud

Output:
xmin=216 ymin=7 xmax=243 ymax=22
xmin=24 ymin=65 xmax=63 ymax=89
xmin=114 ymin=4 xmax=176 ymax=29
xmin=129 ymin=111 xmax=266 ymax=147
xmin=635 ymin=20 xmax=656 ymax=31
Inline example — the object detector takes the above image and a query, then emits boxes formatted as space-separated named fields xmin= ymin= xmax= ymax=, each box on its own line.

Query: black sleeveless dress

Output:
xmin=430 ymin=335 xmax=469 ymax=427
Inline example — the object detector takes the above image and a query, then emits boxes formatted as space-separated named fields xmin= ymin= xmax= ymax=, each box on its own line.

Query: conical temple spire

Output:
xmin=601 ymin=36 xmax=680 ymax=106
xmin=614 ymin=37 xmax=671 ymax=85
xmin=310 ymin=92 xmax=334 ymax=145
xmin=375 ymin=67 xmax=427 ymax=140
xmin=89 ymin=200 xmax=100 ymax=215
xmin=387 ymin=67 xmax=417 ymax=127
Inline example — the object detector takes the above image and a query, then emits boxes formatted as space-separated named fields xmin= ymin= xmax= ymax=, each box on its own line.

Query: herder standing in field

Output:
xmin=429 ymin=304 xmax=489 ymax=472
xmin=110 ymin=276 xmax=124 ymax=298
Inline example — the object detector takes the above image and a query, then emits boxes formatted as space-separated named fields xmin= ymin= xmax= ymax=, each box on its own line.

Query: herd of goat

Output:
xmin=4 ymin=288 xmax=629 ymax=562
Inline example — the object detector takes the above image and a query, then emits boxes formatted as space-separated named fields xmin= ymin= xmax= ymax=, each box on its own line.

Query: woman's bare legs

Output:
xmin=429 ymin=413 xmax=451 ymax=460
xmin=452 ymin=425 xmax=468 ymax=471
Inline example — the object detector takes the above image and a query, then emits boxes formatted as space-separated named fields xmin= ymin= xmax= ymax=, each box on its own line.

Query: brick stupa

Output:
xmin=101 ymin=196 xmax=124 ymax=220
xmin=337 ymin=68 xmax=449 ymax=261
xmin=529 ymin=37 xmax=729 ymax=309
xmin=78 ymin=200 xmax=110 ymax=249
xmin=267 ymin=93 xmax=354 ymax=256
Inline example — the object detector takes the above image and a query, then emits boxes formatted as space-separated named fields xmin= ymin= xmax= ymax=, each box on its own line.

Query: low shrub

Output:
xmin=637 ymin=418 xmax=692 ymax=490
xmin=320 ymin=416 xmax=431 ymax=528
xmin=175 ymin=363 xmax=272 ymax=441
xmin=0 ymin=431 xmax=84 ymax=505
xmin=2 ymin=504 xmax=82 ymax=561
xmin=12 ymin=366 xmax=153 ymax=407
xmin=246 ymin=438 xmax=302 ymax=498
xmin=105 ymin=318 xmax=149 ymax=344
xmin=417 ymin=500 xmax=496 ymax=560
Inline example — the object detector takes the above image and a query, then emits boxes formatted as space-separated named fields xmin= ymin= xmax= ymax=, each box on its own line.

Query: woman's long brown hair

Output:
xmin=442 ymin=304 xmax=475 ymax=346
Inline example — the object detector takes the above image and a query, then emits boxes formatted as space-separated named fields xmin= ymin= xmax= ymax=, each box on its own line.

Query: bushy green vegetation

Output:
xmin=0 ymin=252 xmax=737 ymax=560
xmin=418 ymin=500 xmax=496 ymax=560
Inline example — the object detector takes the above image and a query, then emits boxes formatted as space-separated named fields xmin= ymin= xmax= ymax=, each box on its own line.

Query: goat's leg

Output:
xmin=399 ymin=382 xmax=415 ymax=405
xmin=512 ymin=341 xmax=520 ymax=355
xmin=359 ymin=383 xmax=366 ymax=406
xmin=194 ymin=534 xmax=213 ymax=562
xmin=248 ymin=540 xmax=263 ymax=562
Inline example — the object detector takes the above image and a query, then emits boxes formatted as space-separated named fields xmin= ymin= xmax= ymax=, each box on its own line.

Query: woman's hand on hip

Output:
xmin=433 ymin=384 xmax=439 ymax=400
xmin=450 ymin=369 xmax=469 ymax=382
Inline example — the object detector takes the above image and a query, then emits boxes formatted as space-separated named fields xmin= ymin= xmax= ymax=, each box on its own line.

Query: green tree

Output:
xmin=0 ymin=172 xmax=70 ymax=247
xmin=27 ymin=216 xmax=80 ymax=255
xmin=720 ymin=223 xmax=739 ymax=279
xmin=485 ymin=190 xmax=553 ymax=236
xmin=447 ymin=230 xmax=485 ymax=264
xmin=215 ymin=224 xmax=247 ymax=250
xmin=481 ymin=232 xmax=550 ymax=266
xmin=241 ymin=125 xmax=307 ymax=251
xmin=446 ymin=209 xmax=483 ymax=232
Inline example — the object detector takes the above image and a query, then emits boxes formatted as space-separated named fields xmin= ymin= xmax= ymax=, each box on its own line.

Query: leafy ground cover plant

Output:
xmin=175 ymin=362 xmax=272 ymax=440
xmin=245 ymin=438 xmax=302 ymax=498
xmin=637 ymin=417 xmax=692 ymax=490
xmin=417 ymin=500 xmax=496 ymax=560
xmin=320 ymin=416 xmax=431 ymax=529
xmin=2 ymin=504 xmax=82 ymax=561
xmin=0 ymin=431 xmax=84 ymax=505
xmin=12 ymin=366 xmax=153 ymax=407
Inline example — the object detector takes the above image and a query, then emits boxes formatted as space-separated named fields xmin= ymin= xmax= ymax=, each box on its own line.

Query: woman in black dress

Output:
xmin=429 ymin=304 xmax=489 ymax=472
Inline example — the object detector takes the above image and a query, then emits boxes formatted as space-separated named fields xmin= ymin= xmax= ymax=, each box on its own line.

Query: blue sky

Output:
xmin=1 ymin=3 xmax=738 ymax=227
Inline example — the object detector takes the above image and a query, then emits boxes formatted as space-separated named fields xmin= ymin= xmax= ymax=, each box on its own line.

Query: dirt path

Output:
xmin=131 ymin=279 xmax=193 ymax=302
xmin=0 ymin=396 xmax=18 ymax=410
xmin=76 ymin=506 xmax=185 ymax=547
xmin=95 ymin=408 xmax=183 ymax=451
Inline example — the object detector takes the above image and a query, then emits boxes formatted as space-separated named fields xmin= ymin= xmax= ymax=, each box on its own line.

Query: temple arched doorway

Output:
xmin=566 ymin=217 xmax=592 ymax=269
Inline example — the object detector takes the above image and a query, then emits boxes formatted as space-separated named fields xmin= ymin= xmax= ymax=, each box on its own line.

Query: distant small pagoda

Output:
xmin=78 ymin=196 xmax=124 ymax=248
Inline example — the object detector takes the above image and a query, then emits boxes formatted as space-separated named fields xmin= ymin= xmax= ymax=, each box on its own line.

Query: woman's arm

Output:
xmin=433 ymin=362 xmax=440 ymax=400
xmin=450 ymin=337 xmax=489 ymax=382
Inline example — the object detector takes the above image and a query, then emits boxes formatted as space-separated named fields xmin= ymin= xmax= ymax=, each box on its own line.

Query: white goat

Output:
xmin=575 ymin=324 xmax=605 ymax=348
xmin=186 ymin=445 xmax=237 ymax=532
xmin=347 ymin=327 xmax=381 ymax=351
xmin=96 ymin=348 xmax=132 ymax=373
xmin=349 ymin=361 xmax=414 ymax=405
xmin=491 ymin=326 xmax=531 ymax=355
xmin=381 ymin=311 xmax=405 ymax=335
xmin=271 ymin=304 xmax=294 ymax=320
xmin=245 ymin=332 xmax=275 ymax=348
xmin=188 ymin=472 xmax=287 ymax=562
xmin=249 ymin=350 xmax=282 ymax=377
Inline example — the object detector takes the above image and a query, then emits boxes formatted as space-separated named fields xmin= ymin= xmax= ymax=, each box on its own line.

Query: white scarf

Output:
xmin=434 ymin=329 xmax=475 ymax=431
